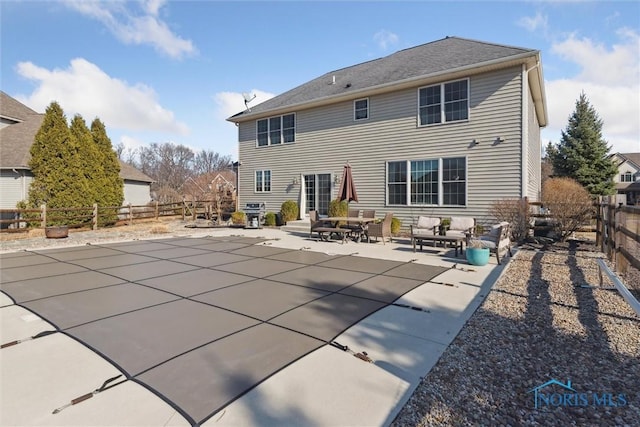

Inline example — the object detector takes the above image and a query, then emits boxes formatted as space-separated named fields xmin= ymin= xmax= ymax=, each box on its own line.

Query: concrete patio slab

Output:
xmin=0 ymin=333 xmax=189 ymax=427
xmin=1 ymin=228 xmax=510 ymax=427
xmin=204 ymin=345 xmax=411 ymax=427
xmin=0 ymin=305 xmax=55 ymax=344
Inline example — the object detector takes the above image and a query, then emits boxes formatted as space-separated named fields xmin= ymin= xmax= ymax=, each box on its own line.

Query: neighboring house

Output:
xmin=227 ymin=36 xmax=548 ymax=228
xmin=0 ymin=91 xmax=154 ymax=211
xmin=611 ymin=152 xmax=640 ymax=205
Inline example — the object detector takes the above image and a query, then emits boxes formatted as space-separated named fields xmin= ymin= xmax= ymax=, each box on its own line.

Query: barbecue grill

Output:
xmin=244 ymin=202 xmax=266 ymax=229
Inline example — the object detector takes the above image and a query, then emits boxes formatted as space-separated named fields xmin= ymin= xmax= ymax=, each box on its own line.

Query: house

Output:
xmin=0 ymin=91 xmax=154 ymax=212
xmin=227 ymin=36 xmax=547 ymax=228
xmin=611 ymin=152 xmax=640 ymax=205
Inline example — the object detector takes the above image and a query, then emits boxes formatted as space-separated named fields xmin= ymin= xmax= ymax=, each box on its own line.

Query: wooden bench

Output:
xmin=312 ymin=227 xmax=349 ymax=243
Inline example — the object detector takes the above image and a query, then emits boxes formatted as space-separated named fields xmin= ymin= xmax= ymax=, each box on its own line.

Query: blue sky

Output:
xmin=2 ymin=0 xmax=639 ymax=160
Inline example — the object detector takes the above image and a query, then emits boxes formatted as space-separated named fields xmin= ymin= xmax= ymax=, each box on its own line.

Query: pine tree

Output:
xmin=69 ymin=114 xmax=100 ymax=204
xmin=91 ymin=118 xmax=124 ymax=224
xmin=28 ymin=103 xmax=90 ymax=223
xmin=548 ymin=92 xmax=617 ymax=196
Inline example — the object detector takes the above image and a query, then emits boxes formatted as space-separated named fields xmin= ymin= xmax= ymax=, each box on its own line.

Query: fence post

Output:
xmin=128 ymin=203 xmax=133 ymax=226
xmin=596 ymin=196 xmax=603 ymax=248
xmin=93 ymin=203 xmax=98 ymax=230
xmin=182 ymin=204 xmax=185 ymax=220
xmin=155 ymin=201 xmax=159 ymax=219
xmin=41 ymin=203 xmax=47 ymax=228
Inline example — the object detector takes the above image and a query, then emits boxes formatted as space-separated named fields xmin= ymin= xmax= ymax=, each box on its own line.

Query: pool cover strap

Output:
xmin=330 ymin=341 xmax=374 ymax=363
xmin=0 ymin=330 xmax=57 ymax=349
xmin=52 ymin=374 xmax=124 ymax=414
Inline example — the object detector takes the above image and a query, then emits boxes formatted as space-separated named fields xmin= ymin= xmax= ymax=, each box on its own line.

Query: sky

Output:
xmin=1 ymin=0 xmax=639 ymax=161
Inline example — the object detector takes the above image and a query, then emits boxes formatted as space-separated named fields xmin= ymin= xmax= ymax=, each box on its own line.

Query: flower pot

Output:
xmin=466 ymin=247 xmax=490 ymax=266
xmin=45 ymin=226 xmax=69 ymax=239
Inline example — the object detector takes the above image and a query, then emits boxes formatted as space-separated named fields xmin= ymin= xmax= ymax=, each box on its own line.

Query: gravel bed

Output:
xmin=392 ymin=239 xmax=640 ymax=426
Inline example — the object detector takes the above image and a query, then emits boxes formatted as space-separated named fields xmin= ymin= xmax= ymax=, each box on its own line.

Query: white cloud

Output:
xmin=64 ymin=0 xmax=196 ymax=59
xmin=373 ymin=30 xmax=399 ymax=51
xmin=15 ymin=58 xmax=189 ymax=135
xmin=544 ymin=29 xmax=640 ymax=154
xmin=212 ymin=90 xmax=276 ymax=159
xmin=518 ymin=12 xmax=548 ymax=33
xmin=213 ymin=89 xmax=276 ymax=120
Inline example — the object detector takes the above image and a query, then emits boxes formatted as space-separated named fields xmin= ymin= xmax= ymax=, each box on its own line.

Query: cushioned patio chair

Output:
xmin=410 ymin=216 xmax=441 ymax=251
xmin=468 ymin=221 xmax=512 ymax=264
xmin=445 ymin=216 xmax=476 ymax=243
xmin=366 ymin=212 xmax=393 ymax=244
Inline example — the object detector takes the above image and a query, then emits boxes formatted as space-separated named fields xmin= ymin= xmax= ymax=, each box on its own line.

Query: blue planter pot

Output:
xmin=466 ymin=247 xmax=490 ymax=266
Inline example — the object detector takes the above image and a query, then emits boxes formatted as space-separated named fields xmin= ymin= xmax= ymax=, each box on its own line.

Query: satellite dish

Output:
xmin=242 ymin=92 xmax=256 ymax=111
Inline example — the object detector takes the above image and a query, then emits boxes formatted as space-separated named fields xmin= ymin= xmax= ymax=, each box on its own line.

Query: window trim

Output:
xmin=255 ymin=169 xmax=271 ymax=193
xmin=256 ymin=113 xmax=296 ymax=147
xmin=621 ymin=171 xmax=634 ymax=182
xmin=354 ymin=98 xmax=369 ymax=121
xmin=386 ymin=157 xmax=467 ymax=207
xmin=417 ymin=78 xmax=470 ymax=127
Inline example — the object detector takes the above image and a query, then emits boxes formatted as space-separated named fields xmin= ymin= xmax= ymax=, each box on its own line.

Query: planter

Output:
xmin=45 ymin=226 xmax=69 ymax=239
xmin=466 ymin=247 xmax=490 ymax=266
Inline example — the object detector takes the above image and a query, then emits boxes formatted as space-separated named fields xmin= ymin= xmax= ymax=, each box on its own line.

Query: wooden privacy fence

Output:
xmin=596 ymin=196 xmax=640 ymax=275
xmin=0 ymin=200 xmax=229 ymax=232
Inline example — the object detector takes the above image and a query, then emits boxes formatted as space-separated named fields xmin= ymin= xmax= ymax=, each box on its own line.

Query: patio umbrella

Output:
xmin=337 ymin=162 xmax=359 ymax=204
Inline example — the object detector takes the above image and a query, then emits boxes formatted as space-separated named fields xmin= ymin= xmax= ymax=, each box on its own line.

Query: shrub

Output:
xmin=328 ymin=200 xmax=348 ymax=225
xmin=264 ymin=212 xmax=276 ymax=226
xmin=231 ymin=211 xmax=246 ymax=225
xmin=542 ymin=177 xmax=594 ymax=242
xmin=488 ymin=198 xmax=531 ymax=243
xmin=391 ymin=217 xmax=401 ymax=235
xmin=280 ymin=200 xmax=299 ymax=223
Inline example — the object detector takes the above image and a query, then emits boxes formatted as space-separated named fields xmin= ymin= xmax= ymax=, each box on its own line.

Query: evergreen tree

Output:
xmin=548 ymin=92 xmax=617 ymax=196
xmin=91 ymin=118 xmax=124 ymax=208
xmin=69 ymin=114 xmax=100 ymax=204
xmin=28 ymin=103 xmax=90 ymax=223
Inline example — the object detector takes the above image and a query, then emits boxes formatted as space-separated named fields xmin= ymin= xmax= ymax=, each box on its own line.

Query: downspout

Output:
xmin=521 ymin=61 xmax=540 ymax=198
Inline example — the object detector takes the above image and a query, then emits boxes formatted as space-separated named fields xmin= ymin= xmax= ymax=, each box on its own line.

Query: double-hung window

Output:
xmin=621 ymin=172 xmax=634 ymax=182
xmin=387 ymin=157 xmax=466 ymax=206
xmin=418 ymin=79 xmax=469 ymax=126
xmin=255 ymin=170 xmax=271 ymax=192
xmin=354 ymin=98 xmax=369 ymax=120
xmin=257 ymin=113 xmax=295 ymax=146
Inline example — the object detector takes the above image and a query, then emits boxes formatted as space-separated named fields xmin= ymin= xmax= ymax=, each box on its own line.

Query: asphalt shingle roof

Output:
xmin=229 ymin=36 xmax=536 ymax=120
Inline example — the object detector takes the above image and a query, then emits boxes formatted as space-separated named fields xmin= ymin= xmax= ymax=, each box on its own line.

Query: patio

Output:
xmin=0 ymin=226 xmax=508 ymax=426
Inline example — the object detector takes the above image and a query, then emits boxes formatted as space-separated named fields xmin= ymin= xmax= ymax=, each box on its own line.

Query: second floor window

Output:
xmin=419 ymin=79 xmax=469 ymax=126
xmin=257 ymin=114 xmax=295 ymax=146
xmin=354 ymin=98 xmax=369 ymax=120
xmin=621 ymin=172 xmax=634 ymax=182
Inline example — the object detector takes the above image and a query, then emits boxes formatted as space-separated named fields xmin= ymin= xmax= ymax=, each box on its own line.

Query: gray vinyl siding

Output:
xmin=123 ymin=181 xmax=152 ymax=206
xmin=238 ymin=66 xmax=525 ymax=229
xmin=526 ymin=88 xmax=541 ymax=201
xmin=0 ymin=170 xmax=32 ymax=208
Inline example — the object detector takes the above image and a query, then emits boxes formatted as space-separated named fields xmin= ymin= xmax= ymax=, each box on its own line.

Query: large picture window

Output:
xmin=257 ymin=113 xmax=295 ymax=146
xmin=387 ymin=157 xmax=466 ymax=206
xmin=255 ymin=170 xmax=271 ymax=192
xmin=419 ymin=79 xmax=469 ymax=126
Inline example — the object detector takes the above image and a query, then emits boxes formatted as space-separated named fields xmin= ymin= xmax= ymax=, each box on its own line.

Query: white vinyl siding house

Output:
xmin=229 ymin=37 xmax=547 ymax=227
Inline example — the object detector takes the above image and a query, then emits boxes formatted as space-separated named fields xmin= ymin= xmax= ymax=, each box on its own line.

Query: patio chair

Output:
xmin=309 ymin=210 xmax=329 ymax=237
xmin=410 ymin=216 xmax=441 ymax=251
xmin=366 ymin=212 xmax=393 ymax=244
xmin=344 ymin=208 xmax=361 ymax=236
xmin=445 ymin=216 xmax=476 ymax=243
xmin=468 ymin=221 xmax=512 ymax=264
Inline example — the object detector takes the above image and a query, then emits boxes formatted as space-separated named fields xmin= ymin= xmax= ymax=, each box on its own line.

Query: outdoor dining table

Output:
xmin=323 ymin=216 xmax=377 ymax=242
